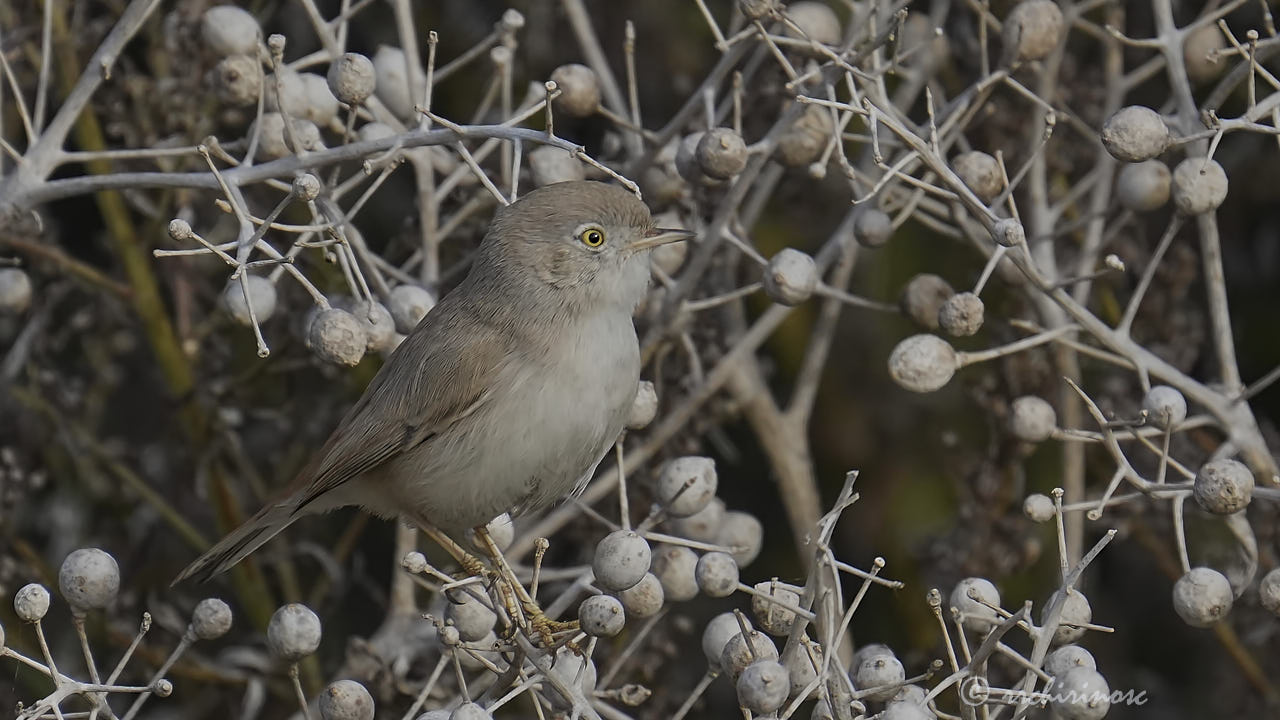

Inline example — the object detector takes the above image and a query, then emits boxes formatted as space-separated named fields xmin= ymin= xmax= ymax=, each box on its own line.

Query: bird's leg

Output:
xmin=411 ymin=519 xmax=533 ymax=640
xmin=472 ymin=526 xmax=579 ymax=646
xmin=408 ymin=515 xmax=535 ymax=636
xmin=410 ymin=517 xmax=487 ymax=579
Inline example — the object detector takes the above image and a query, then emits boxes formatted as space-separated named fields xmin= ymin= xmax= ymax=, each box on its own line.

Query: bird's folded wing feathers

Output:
xmin=291 ymin=307 xmax=511 ymax=511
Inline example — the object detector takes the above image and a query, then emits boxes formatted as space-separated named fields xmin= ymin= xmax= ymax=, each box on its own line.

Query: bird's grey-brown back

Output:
xmin=175 ymin=181 xmax=660 ymax=581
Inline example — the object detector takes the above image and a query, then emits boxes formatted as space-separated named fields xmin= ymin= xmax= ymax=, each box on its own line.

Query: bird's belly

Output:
xmin=381 ymin=312 xmax=640 ymax=532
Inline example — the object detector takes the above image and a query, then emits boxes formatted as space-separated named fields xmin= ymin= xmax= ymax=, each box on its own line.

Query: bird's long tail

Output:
xmin=172 ymin=502 xmax=299 ymax=584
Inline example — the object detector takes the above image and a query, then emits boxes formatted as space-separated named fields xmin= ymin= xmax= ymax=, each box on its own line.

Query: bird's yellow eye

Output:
xmin=580 ymin=228 xmax=606 ymax=248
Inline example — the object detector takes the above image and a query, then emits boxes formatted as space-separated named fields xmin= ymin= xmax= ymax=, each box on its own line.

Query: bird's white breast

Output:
xmin=381 ymin=307 xmax=640 ymax=531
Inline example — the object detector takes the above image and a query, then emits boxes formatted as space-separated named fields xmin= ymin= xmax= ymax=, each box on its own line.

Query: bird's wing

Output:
xmin=290 ymin=300 xmax=511 ymax=511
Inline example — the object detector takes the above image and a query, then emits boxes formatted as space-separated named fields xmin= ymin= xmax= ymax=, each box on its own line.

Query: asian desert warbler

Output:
xmin=176 ymin=180 xmax=691 ymax=583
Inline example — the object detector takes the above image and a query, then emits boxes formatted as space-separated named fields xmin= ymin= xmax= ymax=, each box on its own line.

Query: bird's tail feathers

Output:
xmin=172 ymin=502 xmax=298 ymax=585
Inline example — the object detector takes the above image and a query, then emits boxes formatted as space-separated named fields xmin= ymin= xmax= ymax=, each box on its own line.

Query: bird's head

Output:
xmin=476 ymin=180 xmax=693 ymax=313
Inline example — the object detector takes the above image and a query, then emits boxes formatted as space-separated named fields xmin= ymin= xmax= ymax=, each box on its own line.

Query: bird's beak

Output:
xmin=626 ymin=227 xmax=696 ymax=253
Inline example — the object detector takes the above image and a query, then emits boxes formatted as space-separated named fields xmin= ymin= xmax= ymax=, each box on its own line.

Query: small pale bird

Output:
xmin=176 ymin=180 xmax=691 ymax=583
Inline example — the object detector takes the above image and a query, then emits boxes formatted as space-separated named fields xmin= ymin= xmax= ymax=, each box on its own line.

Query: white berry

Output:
xmin=854 ymin=208 xmax=893 ymax=248
xmin=668 ymin=497 xmax=725 ymax=543
xmin=388 ymin=284 xmax=436 ymax=334
xmin=1101 ymin=106 xmax=1169 ymax=163
xmin=852 ymin=643 xmax=895 ymax=670
xmin=776 ymin=104 xmax=832 ymax=168
xmin=949 ymin=577 xmax=1001 ymax=632
xmin=736 ymin=660 xmax=790 ymax=714
xmin=358 ymin=122 xmax=395 ymax=143
xmin=752 ymin=581 xmax=800 ymax=636
xmin=696 ymin=128 xmax=749 ymax=180
xmin=1044 ymin=644 xmax=1096 ymax=677
xmin=445 ymin=590 xmax=497 ymax=642
xmin=1023 ymin=493 xmax=1056 ymax=522
xmin=890 ymin=684 xmax=929 ymax=707
xmin=578 ymin=594 xmax=626 ymax=637
xmin=550 ymin=64 xmax=601 ymax=117
xmin=593 ymin=530 xmax=652 ymax=591
xmin=299 ymin=72 xmax=339 ymax=126
xmin=350 ymin=300 xmax=395 ymax=354
xmin=264 ymin=68 xmax=310 ymax=119
xmin=201 ymin=5 xmax=261 ymax=57
xmin=327 ymin=53 xmax=376 ymax=105
xmin=1193 ymin=458 xmax=1254 ymax=514
xmin=649 ymin=212 xmax=689 ymax=274
xmin=992 ymin=217 xmax=1026 ymax=247
xmin=251 ymin=113 xmax=325 ymax=159
xmin=0 ymin=268 xmax=33 ymax=314
xmin=214 ymin=54 xmax=263 ymax=107
xmin=1173 ymin=567 xmax=1233 ymax=627
xmin=1142 ymin=385 xmax=1187 ymax=429
xmin=656 ymin=456 xmax=718 ymax=517
xmin=627 ymin=380 xmax=659 ymax=430
xmin=528 ymin=145 xmax=586 ymax=187
xmin=953 ymin=151 xmax=1002 ymax=204
xmin=1048 ymin=666 xmax=1110 ymax=720
xmin=1171 ymin=157 xmax=1228 ymax=215
xmin=650 ymin=544 xmax=699 ymax=602
xmin=615 ymin=572 xmax=664 ymax=618
xmin=937 ymin=292 xmax=985 ymax=337
xmin=58 ymin=548 xmax=120 ymax=615
xmin=854 ymin=653 xmax=905 ymax=702
xmin=1009 ymin=396 xmax=1056 ymax=442
xmin=883 ymin=699 xmax=933 ymax=720
xmin=1184 ymin=24 xmax=1229 ymax=84
xmin=1117 ymin=160 xmax=1171 ymax=212
xmin=267 ymin=603 xmax=322 ymax=661
xmin=1258 ymin=568 xmax=1280 ymax=616
xmin=784 ymin=642 xmax=820 ymax=698
xmin=696 ymin=551 xmax=740 ymax=598
xmin=899 ymin=273 xmax=955 ymax=329
xmin=702 ymin=612 xmax=745 ymax=668
xmin=888 ymin=335 xmax=958 ymax=393
xmin=466 ymin=513 xmax=515 ymax=552
xmin=15 ymin=583 xmax=51 ymax=622
xmin=191 ymin=598 xmax=234 ymax=640
xmin=721 ymin=629 xmax=779 ymax=680
xmin=764 ymin=248 xmax=818 ymax=306
xmin=675 ymin=132 xmax=709 ymax=184
xmin=449 ymin=703 xmax=490 ymax=720
xmin=785 ymin=2 xmax=842 ymax=46
xmin=222 ymin=275 xmax=277 ymax=326
xmin=1002 ymin=0 xmax=1064 ymax=62
xmin=309 ymin=308 xmax=367 ymax=366
xmin=373 ymin=45 xmax=426 ymax=121
xmin=717 ymin=510 xmax=764 ymax=566
xmin=319 ymin=679 xmax=375 ymax=720
xmin=1042 ymin=589 xmax=1091 ymax=644
xmin=402 ymin=551 xmax=427 ymax=573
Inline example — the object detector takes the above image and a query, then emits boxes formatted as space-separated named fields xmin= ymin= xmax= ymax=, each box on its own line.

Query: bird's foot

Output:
xmin=472 ymin=525 xmax=576 ymax=647
xmin=412 ymin=516 xmax=489 ymax=578
xmin=523 ymin=598 xmax=580 ymax=644
xmin=457 ymin=552 xmax=487 ymax=579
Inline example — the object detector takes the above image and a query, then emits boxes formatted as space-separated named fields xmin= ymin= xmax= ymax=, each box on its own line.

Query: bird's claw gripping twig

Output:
xmin=414 ymin=517 xmax=573 ymax=647
xmin=472 ymin=525 xmax=575 ymax=647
